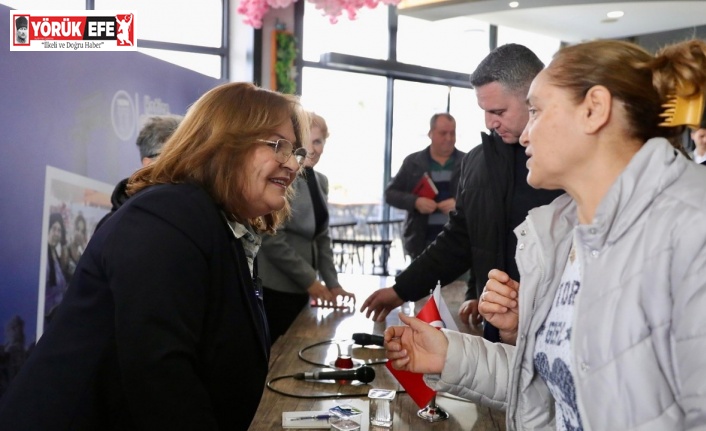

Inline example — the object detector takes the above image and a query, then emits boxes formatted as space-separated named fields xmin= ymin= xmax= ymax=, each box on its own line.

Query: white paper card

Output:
xmin=282 ymin=410 xmax=331 ymax=429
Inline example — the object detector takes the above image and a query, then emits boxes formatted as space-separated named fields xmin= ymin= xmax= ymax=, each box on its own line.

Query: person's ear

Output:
xmin=582 ymin=85 xmax=612 ymax=134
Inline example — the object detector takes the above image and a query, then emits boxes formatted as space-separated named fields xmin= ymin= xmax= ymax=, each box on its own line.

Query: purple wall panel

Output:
xmin=0 ymin=5 xmax=221 ymax=349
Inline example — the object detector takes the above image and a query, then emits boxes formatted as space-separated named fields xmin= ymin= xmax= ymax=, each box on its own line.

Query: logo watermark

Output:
xmin=10 ymin=10 xmax=136 ymax=51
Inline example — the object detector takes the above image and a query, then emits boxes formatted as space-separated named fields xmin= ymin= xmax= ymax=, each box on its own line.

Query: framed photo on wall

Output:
xmin=37 ymin=166 xmax=113 ymax=338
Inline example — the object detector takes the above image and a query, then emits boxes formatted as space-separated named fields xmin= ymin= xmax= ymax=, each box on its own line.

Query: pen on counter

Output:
xmin=291 ymin=414 xmax=331 ymax=421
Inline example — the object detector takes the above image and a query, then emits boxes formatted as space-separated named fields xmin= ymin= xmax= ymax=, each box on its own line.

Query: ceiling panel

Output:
xmin=397 ymin=0 xmax=706 ymax=43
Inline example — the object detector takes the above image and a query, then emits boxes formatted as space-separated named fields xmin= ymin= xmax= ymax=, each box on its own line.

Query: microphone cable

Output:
xmin=298 ymin=339 xmax=387 ymax=367
xmin=265 ymin=374 xmax=373 ymax=399
xmin=266 ymin=337 xmax=393 ymax=398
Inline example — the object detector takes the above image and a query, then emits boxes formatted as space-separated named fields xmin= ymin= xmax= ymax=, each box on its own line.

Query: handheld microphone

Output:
xmin=352 ymin=333 xmax=385 ymax=347
xmin=293 ymin=365 xmax=375 ymax=383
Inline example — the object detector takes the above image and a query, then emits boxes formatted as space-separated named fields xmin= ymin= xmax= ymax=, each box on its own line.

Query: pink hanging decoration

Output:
xmin=237 ymin=0 xmax=401 ymax=28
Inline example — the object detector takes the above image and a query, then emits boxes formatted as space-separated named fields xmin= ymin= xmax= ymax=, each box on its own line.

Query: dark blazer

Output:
xmin=0 ymin=183 xmax=270 ymax=430
xmin=258 ymin=171 xmax=339 ymax=294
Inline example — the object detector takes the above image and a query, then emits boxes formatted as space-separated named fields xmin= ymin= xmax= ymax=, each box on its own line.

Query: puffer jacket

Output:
xmin=427 ymin=138 xmax=706 ymax=430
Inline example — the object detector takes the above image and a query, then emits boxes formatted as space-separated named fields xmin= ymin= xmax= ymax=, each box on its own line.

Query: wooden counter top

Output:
xmin=248 ymin=274 xmax=506 ymax=431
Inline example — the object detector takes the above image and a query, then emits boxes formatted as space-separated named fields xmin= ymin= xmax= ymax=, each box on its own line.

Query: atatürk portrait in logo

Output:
xmin=15 ymin=16 xmax=29 ymax=45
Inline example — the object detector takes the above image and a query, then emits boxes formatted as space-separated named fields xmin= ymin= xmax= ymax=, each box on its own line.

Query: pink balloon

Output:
xmin=236 ymin=0 xmax=402 ymax=27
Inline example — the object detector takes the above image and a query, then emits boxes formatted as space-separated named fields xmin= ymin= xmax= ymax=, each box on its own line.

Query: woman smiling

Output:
xmin=0 ymin=82 xmax=309 ymax=430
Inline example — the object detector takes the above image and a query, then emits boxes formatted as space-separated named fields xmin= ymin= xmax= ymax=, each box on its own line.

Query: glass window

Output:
xmin=497 ymin=25 xmax=561 ymax=67
xmin=302 ymin=2 xmax=389 ymax=62
xmin=390 ymin=80 xmax=450 ymax=176
xmin=137 ymin=48 xmax=221 ymax=79
xmin=397 ymin=15 xmax=490 ymax=74
xmin=450 ymin=86 xmax=484 ymax=152
xmin=390 ymin=82 xmax=482 ymax=177
xmin=300 ymin=67 xmax=388 ymax=219
xmin=95 ymin=0 xmax=222 ymax=47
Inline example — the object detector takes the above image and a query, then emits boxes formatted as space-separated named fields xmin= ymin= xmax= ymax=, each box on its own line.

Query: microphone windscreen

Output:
xmin=352 ymin=333 xmax=385 ymax=346
xmin=356 ymin=365 xmax=375 ymax=383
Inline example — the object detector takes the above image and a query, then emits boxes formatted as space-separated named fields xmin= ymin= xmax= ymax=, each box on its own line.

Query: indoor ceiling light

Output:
xmin=607 ymin=10 xmax=624 ymax=19
xmin=509 ymin=1 xmax=519 ymax=7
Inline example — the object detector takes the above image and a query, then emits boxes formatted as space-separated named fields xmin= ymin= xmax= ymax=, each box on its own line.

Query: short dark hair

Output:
xmin=136 ymin=115 xmax=183 ymax=159
xmin=470 ymin=44 xmax=544 ymax=95
xmin=429 ymin=113 xmax=455 ymax=131
xmin=15 ymin=16 xmax=28 ymax=29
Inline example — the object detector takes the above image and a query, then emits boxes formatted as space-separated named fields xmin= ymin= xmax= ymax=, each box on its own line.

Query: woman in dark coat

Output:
xmin=0 ymin=82 xmax=309 ymax=430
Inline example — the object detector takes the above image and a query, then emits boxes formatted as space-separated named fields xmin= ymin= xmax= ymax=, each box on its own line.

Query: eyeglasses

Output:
xmin=257 ymin=139 xmax=307 ymax=166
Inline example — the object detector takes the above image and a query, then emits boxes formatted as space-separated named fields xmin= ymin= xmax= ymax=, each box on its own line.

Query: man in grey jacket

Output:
xmin=385 ymin=113 xmax=465 ymax=259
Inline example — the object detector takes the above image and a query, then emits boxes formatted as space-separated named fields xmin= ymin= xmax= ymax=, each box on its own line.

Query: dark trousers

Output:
xmin=262 ymin=287 xmax=309 ymax=343
xmin=483 ymin=322 xmax=501 ymax=343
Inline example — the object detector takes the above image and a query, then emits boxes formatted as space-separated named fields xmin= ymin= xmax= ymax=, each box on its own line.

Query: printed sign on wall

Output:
xmin=10 ymin=10 xmax=136 ymax=51
xmin=37 ymin=166 xmax=113 ymax=337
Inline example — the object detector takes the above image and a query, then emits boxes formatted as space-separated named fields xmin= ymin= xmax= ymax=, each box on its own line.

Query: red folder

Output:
xmin=411 ymin=173 xmax=438 ymax=200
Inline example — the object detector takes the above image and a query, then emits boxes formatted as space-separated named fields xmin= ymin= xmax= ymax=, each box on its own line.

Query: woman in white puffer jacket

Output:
xmin=384 ymin=38 xmax=706 ymax=431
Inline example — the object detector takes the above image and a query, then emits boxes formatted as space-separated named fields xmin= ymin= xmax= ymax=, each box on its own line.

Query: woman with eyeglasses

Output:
xmin=258 ymin=112 xmax=356 ymax=342
xmin=0 ymin=82 xmax=309 ymax=430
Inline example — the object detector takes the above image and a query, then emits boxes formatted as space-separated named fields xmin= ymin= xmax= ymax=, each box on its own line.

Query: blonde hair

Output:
xmin=309 ymin=112 xmax=329 ymax=140
xmin=545 ymin=39 xmax=706 ymax=148
xmin=128 ymin=82 xmax=309 ymax=233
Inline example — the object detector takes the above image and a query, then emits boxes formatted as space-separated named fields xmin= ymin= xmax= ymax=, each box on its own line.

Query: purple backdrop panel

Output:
xmin=0 ymin=4 xmax=222 ymax=353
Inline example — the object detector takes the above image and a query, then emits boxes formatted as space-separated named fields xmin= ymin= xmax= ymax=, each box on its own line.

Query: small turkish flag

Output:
xmin=386 ymin=282 xmax=458 ymax=408
xmin=416 ymin=296 xmax=444 ymax=329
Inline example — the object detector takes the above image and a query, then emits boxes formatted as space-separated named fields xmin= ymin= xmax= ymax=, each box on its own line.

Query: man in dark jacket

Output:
xmin=385 ymin=113 xmax=465 ymax=259
xmin=361 ymin=44 xmax=563 ymax=343
xmin=95 ymin=115 xmax=182 ymax=231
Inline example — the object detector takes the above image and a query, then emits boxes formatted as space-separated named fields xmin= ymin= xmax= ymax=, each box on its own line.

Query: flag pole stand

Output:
xmin=417 ymin=394 xmax=448 ymax=422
